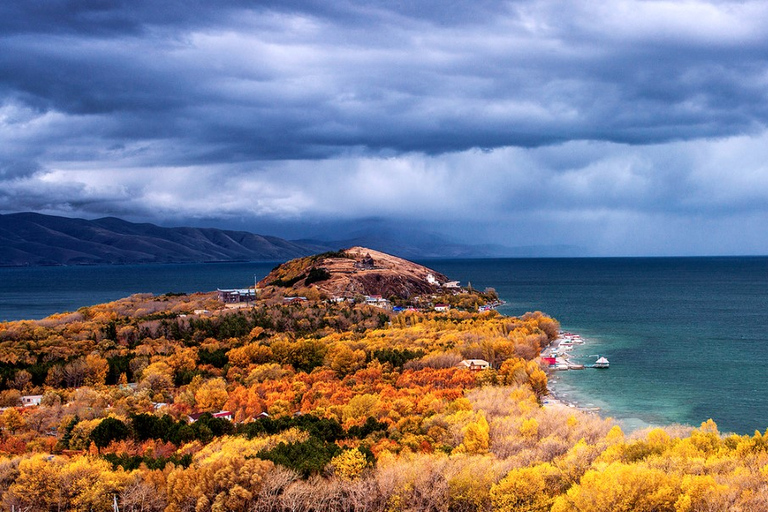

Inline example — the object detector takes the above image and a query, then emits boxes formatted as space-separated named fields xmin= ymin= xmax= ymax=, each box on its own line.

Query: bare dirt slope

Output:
xmin=258 ymin=247 xmax=453 ymax=299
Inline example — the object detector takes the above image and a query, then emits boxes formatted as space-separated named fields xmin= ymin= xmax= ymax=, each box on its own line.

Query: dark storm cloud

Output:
xmin=3 ymin=0 xmax=767 ymax=160
xmin=0 ymin=1 xmax=253 ymax=37
xmin=0 ymin=160 xmax=40 ymax=180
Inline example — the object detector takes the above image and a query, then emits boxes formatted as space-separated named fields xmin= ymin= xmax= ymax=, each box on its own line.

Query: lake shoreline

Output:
xmin=540 ymin=330 xmax=656 ymax=433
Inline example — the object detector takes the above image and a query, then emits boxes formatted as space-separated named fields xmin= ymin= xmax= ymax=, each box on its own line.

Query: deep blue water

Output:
xmin=2 ymin=257 xmax=767 ymax=434
xmin=0 ymin=262 xmax=279 ymax=322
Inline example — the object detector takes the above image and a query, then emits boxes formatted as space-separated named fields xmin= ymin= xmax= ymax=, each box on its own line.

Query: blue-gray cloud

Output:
xmin=1 ymin=1 xmax=768 ymax=255
xmin=3 ymin=1 xmax=767 ymax=156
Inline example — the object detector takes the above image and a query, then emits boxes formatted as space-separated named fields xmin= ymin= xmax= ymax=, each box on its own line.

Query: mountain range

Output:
xmin=0 ymin=212 xmax=582 ymax=266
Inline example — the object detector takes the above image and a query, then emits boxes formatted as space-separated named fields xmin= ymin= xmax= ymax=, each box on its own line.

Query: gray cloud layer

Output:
xmin=1 ymin=1 xmax=768 ymax=255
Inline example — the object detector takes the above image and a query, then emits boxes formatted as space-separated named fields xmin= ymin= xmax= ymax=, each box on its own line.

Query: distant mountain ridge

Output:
xmin=0 ymin=212 xmax=584 ymax=266
xmin=0 ymin=213 xmax=327 ymax=266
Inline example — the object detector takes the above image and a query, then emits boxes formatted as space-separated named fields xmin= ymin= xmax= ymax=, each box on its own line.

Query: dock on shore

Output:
xmin=541 ymin=332 xmax=609 ymax=370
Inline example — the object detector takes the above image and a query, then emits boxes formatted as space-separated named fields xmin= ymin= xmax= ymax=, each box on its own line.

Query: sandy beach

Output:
xmin=541 ymin=332 xmax=602 ymax=414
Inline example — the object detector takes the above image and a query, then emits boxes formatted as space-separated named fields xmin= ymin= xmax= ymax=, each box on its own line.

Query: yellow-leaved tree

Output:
xmin=675 ymin=474 xmax=731 ymax=512
xmin=83 ymin=353 xmax=109 ymax=386
xmin=490 ymin=463 xmax=560 ymax=512
xmin=331 ymin=448 xmax=369 ymax=480
xmin=8 ymin=454 xmax=129 ymax=511
xmin=194 ymin=377 xmax=229 ymax=412
xmin=552 ymin=461 xmax=681 ymax=512
xmin=166 ymin=441 xmax=276 ymax=512
xmin=455 ymin=412 xmax=490 ymax=454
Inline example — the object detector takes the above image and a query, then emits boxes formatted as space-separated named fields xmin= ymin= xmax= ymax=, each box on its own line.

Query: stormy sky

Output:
xmin=2 ymin=1 xmax=768 ymax=256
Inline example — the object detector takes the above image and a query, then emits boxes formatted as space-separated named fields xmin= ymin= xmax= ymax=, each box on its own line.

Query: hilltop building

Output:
xmin=354 ymin=253 xmax=376 ymax=270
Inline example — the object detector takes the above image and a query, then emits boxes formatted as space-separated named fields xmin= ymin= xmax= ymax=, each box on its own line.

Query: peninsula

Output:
xmin=0 ymin=248 xmax=761 ymax=511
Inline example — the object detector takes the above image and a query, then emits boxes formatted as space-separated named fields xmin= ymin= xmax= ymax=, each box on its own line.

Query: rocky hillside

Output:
xmin=258 ymin=247 xmax=457 ymax=299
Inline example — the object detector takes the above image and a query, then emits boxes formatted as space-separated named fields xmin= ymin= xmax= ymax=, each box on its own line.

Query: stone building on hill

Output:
xmin=354 ymin=253 xmax=376 ymax=270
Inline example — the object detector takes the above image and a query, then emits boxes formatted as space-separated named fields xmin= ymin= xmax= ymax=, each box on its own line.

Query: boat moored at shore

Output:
xmin=593 ymin=356 xmax=610 ymax=369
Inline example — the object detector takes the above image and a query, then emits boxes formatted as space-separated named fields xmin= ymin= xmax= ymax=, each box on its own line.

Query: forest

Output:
xmin=0 ymin=290 xmax=767 ymax=511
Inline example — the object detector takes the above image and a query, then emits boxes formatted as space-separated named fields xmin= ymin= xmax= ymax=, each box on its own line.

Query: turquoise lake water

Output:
xmin=428 ymin=257 xmax=768 ymax=434
xmin=1 ymin=257 xmax=767 ymax=434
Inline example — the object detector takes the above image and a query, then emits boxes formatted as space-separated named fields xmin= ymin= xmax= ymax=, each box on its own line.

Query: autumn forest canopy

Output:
xmin=0 ymin=258 xmax=767 ymax=511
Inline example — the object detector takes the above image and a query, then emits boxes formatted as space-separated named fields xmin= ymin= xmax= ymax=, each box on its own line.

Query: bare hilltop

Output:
xmin=257 ymin=246 xmax=457 ymax=299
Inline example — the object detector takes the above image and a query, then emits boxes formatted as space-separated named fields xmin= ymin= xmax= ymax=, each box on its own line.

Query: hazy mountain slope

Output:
xmin=0 ymin=213 xmax=321 ymax=266
xmin=0 ymin=212 xmax=583 ymax=266
xmin=299 ymin=228 xmax=583 ymax=259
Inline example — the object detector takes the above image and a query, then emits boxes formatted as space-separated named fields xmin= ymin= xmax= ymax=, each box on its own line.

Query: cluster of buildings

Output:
xmin=217 ymin=289 xmax=256 ymax=303
xmin=218 ymin=287 xmax=452 ymax=314
xmin=426 ymin=273 xmax=460 ymax=290
xmin=327 ymin=294 xmax=453 ymax=313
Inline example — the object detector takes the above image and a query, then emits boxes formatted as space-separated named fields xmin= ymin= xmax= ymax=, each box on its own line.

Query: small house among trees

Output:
xmin=20 ymin=395 xmax=43 ymax=407
xmin=457 ymin=359 xmax=491 ymax=371
xmin=188 ymin=410 xmax=233 ymax=423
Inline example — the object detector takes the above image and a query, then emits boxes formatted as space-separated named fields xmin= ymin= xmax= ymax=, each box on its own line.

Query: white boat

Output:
xmin=594 ymin=356 xmax=609 ymax=369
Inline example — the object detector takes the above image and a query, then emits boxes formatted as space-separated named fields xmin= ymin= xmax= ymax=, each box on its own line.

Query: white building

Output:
xmin=457 ymin=359 xmax=491 ymax=371
xmin=21 ymin=395 xmax=43 ymax=407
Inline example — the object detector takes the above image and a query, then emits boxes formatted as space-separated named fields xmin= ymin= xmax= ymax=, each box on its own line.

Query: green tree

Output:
xmin=257 ymin=437 xmax=341 ymax=476
xmin=90 ymin=417 xmax=130 ymax=452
